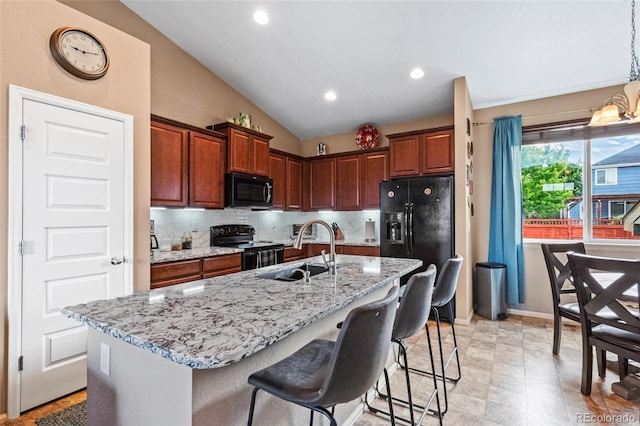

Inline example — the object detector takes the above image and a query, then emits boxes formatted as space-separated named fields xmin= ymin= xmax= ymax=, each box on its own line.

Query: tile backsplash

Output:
xmin=150 ymin=208 xmax=380 ymax=248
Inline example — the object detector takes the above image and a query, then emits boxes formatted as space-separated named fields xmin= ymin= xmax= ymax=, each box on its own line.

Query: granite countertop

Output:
xmin=62 ymin=255 xmax=421 ymax=370
xmin=150 ymin=240 xmax=380 ymax=264
xmin=151 ymin=246 xmax=243 ymax=264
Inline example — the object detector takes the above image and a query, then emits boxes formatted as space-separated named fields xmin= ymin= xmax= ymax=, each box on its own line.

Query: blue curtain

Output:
xmin=489 ymin=115 xmax=524 ymax=305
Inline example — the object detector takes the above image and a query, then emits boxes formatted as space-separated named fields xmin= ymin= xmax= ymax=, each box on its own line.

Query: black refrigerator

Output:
xmin=380 ymin=175 xmax=455 ymax=321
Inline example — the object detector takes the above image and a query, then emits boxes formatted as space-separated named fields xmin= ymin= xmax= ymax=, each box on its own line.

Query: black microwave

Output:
xmin=225 ymin=172 xmax=273 ymax=209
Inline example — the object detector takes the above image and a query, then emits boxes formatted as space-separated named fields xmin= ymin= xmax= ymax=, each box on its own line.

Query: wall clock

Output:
xmin=50 ymin=27 xmax=109 ymax=80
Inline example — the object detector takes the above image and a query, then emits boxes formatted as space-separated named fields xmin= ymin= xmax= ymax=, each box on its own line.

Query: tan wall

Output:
xmin=299 ymin=114 xmax=453 ymax=157
xmin=0 ymin=0 xmax=151 ymax=415
xmin=453 ymin=77 xmax=475 ymax=322
xmin=61 ymin=0 xmax=301 ymax=155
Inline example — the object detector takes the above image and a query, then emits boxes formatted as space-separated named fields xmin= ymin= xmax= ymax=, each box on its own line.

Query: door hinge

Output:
xmin=20 ymin=125 xmax=26 ymax=141
xmin=18 ymin=356 xmax=23 ymax=372
xmin=19 ymin=240 xmax=24 ymax=256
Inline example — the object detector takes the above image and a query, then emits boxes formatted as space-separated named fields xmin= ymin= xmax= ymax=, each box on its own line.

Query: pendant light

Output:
xmin=590 ymin=0 xmax=640 ymax=126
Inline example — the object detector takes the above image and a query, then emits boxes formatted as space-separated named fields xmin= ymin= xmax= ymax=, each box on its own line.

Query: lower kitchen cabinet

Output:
xmin=150 ymin=259 xmax=202 ymax=289
xmin=202 ymin=253 xmax=242 ymax=278
xmin=306 ymin=243 xmax=380 ymax=257
xmin=151 ymin=253 xmax=241 ymax=289
xmin=284 ymin=246 xmax=306 ymax=262
xmin=341 ymin=245 xmax=380 ymax=256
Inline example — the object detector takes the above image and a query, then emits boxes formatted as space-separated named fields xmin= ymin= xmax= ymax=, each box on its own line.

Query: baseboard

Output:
xmin=506 ymin=308 xmax=554 ymax=320
xmin=0 ymin=413 xmax=6 ymax=421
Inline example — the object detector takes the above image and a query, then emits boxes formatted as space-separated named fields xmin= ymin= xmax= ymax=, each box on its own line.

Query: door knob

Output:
xmin=111 ymin=257 xmax=123 ymax=265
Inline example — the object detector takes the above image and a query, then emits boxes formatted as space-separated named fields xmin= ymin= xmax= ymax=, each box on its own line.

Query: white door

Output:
xmin=19 ymin=99 xmax=128 ymax=411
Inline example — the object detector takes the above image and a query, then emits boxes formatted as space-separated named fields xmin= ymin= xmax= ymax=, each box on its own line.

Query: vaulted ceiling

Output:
xmin=122 ymin=1 xmax=631 ymax=139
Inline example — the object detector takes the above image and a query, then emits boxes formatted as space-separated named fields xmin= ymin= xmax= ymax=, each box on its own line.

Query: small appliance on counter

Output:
xmin=364 ymin=219 xmax=376 ymax=242
xmin=150 ymin=220 xmax=158 ymax=255
xmin=290 ymin=223 xmax=317 ymax=240
xmin=210 ymin=224 xmax=284 ymax=270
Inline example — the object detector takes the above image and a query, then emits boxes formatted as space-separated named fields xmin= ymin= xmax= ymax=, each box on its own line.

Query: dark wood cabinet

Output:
xmin=189 ymin=131 xmax=225 ymax=208
xmin=361 ymin=151 xmax=389 ymax=209
xmin=151 ymin=120 xmax=189 ymax=207
xmin=213 ymin=122 xmax=273 ymax=176
xmin=269 ymin=153 xmax=286 ymax=209
xmin=341 ymin=245 xmax=380 ymax=256
xmin=151 ymin=253 xmax=242 ymax=288
xmin=270 ymin=151 xmax=303 ymax=211
xmin=306 ymin=243 xmax=379 ymax=257
xmin=284 ymin=246 xmax=307 ymax=262
xmin=307 ymin=157 xmax=336 ymax=210
xmin=151 ymin=116 xmax=226 ymax=208
xmin=286 ymin=157 xmax=303 ymax=210
xmin=150 ymin=259 xmax=202 ymax=289
xmin=389 ymin=134 xmax=420 ymax=177
xmin=336 ymin=154 xmax=361 ymax=211
xmin=389 ymin=127 xmax=454 ymax=177
xmin=420 ymin=130 xmax=454 ymax=174
xmin=202 ymin=253 xmax=242 ymax=278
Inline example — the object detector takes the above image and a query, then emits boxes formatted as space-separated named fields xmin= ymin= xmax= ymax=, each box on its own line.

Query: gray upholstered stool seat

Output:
xmin=247 ymin=286 xmax=399 ymax=426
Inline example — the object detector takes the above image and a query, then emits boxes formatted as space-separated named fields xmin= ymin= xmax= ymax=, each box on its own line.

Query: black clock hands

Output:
xmin=70 ymin=45 xmax=100 ymax=55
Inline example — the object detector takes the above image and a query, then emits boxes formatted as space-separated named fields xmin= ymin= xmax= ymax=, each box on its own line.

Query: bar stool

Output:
xmin=365 ymin=265 xmax=443 ymax=425
xmin=404 ymin=255 xmax=463 ymax=415
xmin=247 ymin=287 xmax=399 ymax=426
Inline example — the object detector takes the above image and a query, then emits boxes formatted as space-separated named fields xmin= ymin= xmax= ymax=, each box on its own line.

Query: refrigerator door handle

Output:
xmin=403 ymin=203 xmax=410 ymax=254
xmin=407 ymin=202 xmax=414 ymax=255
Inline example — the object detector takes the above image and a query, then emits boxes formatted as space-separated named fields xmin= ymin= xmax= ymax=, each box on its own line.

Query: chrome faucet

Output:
xmin=293 ymin=219 xmax=336 ymax=275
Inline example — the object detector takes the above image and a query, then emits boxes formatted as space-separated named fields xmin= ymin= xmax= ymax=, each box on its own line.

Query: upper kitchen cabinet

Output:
xmin=151 ymin=120 xmax=189 ymax=207
xmin=286 ymin=156 xmax=303 ymax=210
xmin=307 ymin=157 xmax=336 ymax=210
xmin=361 ymin=151 xmax=389 ymax=209
xmin=189 ymin=132 xmax=225 ymax=208
xmin=270 ymin=150 xmax=303 ymax=211
xmin=336 ymin=154 xmax=361 ymax=211
xmin=269 ymin=152 xmax=286 ymax=209
xmin=388 ymin=127 xmax=454 ymax=177
xmin=212 ymin=122 xmax=273 ymax=177
xmin=151 ymin=116 xmax=226 ymax=208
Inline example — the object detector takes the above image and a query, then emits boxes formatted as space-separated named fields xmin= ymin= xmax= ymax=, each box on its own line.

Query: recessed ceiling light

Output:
xmin=410 ymin=68 xmax=425 ymax=79
xmin=253 ymin=10 xmax=269 ymax=25
xmin=324 ymin=91 xmax=337 ymax=101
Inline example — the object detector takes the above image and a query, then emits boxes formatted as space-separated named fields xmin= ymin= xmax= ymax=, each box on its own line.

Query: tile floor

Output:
xmin=3 ymin=315 xmax=638 ymax=425
xmin=357 ymin=314 xmax=640 ymax=426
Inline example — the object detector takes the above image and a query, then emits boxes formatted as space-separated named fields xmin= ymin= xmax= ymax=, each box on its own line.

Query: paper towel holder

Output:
xmin=364 ymin=219 xmax=376 ymax=243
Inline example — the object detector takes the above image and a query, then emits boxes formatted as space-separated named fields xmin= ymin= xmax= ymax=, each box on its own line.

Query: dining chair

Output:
xmin=541 ymin=242 xmax=587 ymax=355
xmin=567 ymin=252 xmax=640 ymax=396
xmin=247 ymin=286 xmax=399 ymax=426
xmin=365 ymin=265 xmax=443 ymax=425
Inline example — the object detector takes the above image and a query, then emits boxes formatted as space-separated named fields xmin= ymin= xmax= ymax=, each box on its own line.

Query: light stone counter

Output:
xmin=150 ymin=246 xmax=243 ymax=264
xmin=62 ymin=255 xmax=420 ymax=425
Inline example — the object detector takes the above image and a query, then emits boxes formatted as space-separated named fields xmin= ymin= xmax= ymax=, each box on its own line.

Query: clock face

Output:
xmin=50 ymin=27 xmax=109 ymax=80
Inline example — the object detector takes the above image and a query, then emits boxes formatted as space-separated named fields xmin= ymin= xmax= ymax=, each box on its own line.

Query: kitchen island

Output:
xmin=62 ymin=255 xmax=422 ymax=426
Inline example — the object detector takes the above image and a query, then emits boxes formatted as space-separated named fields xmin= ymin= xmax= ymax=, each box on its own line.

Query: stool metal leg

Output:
xmin=366 ymin=336 xmax=443 ymax=425
xmin=247 ymin=387 xmax=260 ymax=426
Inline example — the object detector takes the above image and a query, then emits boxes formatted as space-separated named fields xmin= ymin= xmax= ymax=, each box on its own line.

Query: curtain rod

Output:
xmin=472 ymin=107 xmax=597 ymax=126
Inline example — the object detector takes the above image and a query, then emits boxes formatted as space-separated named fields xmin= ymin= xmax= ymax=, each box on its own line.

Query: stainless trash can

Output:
xmin=475 ymin=262 xmax=507 ymax=320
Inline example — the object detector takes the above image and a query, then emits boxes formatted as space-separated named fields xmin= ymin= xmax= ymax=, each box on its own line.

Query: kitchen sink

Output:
xmin=258 ymin=263 xmax=329 ymax=282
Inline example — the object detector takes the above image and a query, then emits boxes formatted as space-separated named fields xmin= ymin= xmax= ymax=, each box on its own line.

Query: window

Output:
xmin=595 ymin=168 xmax=617 ymax=185
xmin=521 ymin=120 xmax=640 ymax=242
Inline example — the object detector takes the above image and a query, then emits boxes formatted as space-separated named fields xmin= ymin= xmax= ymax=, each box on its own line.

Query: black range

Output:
xmin=210 ymin=224 xmax=284 ymax=270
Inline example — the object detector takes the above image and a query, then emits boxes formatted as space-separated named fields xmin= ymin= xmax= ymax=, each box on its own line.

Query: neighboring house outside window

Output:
xmin=521 ymin=121 xmax=640 ymax=241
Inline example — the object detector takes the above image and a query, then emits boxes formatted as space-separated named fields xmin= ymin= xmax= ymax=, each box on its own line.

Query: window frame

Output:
xmin=522 ymin=119 xmax=640 ymax=244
